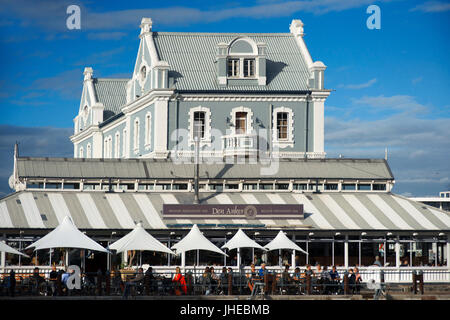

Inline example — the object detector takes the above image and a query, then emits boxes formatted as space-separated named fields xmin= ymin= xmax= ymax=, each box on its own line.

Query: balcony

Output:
xmin=222 ymin=133 xmax=258 ymax=157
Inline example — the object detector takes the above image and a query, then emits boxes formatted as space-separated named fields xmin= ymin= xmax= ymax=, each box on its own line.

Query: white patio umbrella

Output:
xmin=0 ymin=241 xmax=29 ymax=257
xmin=26 ymin=216 xmax=108 ymax=266
xmin=171 ymin=224 xmax=227 ymax=267
xmin=264 ymin=230 xmax=308 ymax=267
xmin=221 ymin=229 xmax=266 ymax=266
xmin=109 ymin=222 xmax=174 ymax=266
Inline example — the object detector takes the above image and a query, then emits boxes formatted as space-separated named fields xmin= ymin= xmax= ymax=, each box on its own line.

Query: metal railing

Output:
xmin=0 ymin=266 xmax=449 ymax=298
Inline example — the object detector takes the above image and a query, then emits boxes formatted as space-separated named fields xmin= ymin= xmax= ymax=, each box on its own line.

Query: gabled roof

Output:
xmin=92 ymin=78 xmax=128 ymax=120
xmin=153 ymin=32 xmax=311 ymax=92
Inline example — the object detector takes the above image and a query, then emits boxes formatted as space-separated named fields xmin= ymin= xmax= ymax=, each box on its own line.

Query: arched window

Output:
xmin=188 ymin=106 xmax=212 ymax=146
xmin=108 ymin=136 xmax=113 ymax=158
xmin=79 ymin=146 xmax=84 ymax=158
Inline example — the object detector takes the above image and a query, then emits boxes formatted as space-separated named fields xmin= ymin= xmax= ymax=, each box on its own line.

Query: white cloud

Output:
xmin=0 ymin=0 xmax=389 ymax=33
xmin=338 ymin=78 xmax=377 ymax=89
xmin=410 ymin=1 xmax=450 ymax=13
xmin=352 ymin=95 xmax=429 ymax=114
xmin=325 ymin=110 xmax=450 ymax=196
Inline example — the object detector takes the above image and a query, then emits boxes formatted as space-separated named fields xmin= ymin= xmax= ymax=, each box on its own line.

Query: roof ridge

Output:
xmin=93 ymin=78 xmax=129 ymax=81
xmin=154 ymin=32 xmax=293 ymax=36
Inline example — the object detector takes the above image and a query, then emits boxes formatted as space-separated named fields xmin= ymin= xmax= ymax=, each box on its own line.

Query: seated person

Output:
xmin=30 ymin=267 xmax=46 ymax=295
xmin=172 ymin=267 xmax=187 ymax=295
xmin=122 ymin=267 xmax=144 ymax=299
xmin=258 ymin=263 xmax=268 ymax=278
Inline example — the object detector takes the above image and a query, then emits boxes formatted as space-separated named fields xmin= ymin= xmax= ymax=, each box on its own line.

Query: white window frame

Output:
xmin=188 ymin=106 xmax=212 ymax=146
xmin=123 ymin=128 xmax=128 ymax=158
xmin=79 ymin=146 xmax=84 ymax=158
xmin=144 ymin=112 xmax=152 ymax=149
xmin=107 ymin=136 xmax=113 ymax=158
xmin=230 ymin=106 xmax=253 ymax=135
xmin=133 ymin=118 xmax=140 ymax=153
xmin=272 ymin=106 xmax=294 ymax=148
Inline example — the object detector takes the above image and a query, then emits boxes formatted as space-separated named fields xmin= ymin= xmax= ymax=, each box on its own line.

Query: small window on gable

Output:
xmin=140 ymin=66 xmax=147 ymax=82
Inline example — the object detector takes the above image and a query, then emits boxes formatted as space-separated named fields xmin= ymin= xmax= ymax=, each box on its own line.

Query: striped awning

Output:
xmin=0 ymin=191 xmax=449 ymax=231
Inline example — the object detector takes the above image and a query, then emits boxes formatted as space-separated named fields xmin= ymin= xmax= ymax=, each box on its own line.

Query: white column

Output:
xmin=292 ymin=250 xmax=296 ymax=269
xmin=181 ymin=252 xmax=185 ymax=267
xmin=153 ymin=99 xmax=168 ymax=158
xmin=446 ymin=241 xmax=450 ymax=269
xmin=237 ymin=248 xmax=241 ymax=267
xmin=344 ymin=236 xmax=349 ymax=268
xmin=1 ymin=240 xmax=5 ymax=269
xmin=311 ymin=97 xmax=325 ymax=154
xmin=395 ymin=241 xmax=400 ymax=268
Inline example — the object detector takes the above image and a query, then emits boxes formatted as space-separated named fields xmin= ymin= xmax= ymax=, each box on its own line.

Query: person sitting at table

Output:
xmin=172 ymin=267 xmax=187 ymax=295
xmin=258 ymin=263 xmax=268 ymax=278
xmin=292 ymin=267 xmax=302 ymax=281
xmin=280 ymin=265 xmax=293 ymax=294
xmin=31 ymin=267 xmax=46 ymax=295
xmin=210 ymin=267 xmax=219 ymax=294
xmin=247 ymin=264 xmax=261 ymax=292
xmin=122 ymin=267 xmax=144 ymax=299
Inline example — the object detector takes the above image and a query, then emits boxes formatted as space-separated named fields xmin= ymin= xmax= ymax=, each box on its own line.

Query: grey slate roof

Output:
xmin=1 ymin=190 xmax=448 ymax=231
xmin=16 ymin=158 xmax=393 ymax=180
xmin=92 ymin=78 xmax=128 ymax=120
xmin=153 ymin=32 xmax=311 ymax=92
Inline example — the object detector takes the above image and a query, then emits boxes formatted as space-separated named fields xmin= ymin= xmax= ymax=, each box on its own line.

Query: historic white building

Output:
xmin=70 ymin=18 xmax=329 ymax=160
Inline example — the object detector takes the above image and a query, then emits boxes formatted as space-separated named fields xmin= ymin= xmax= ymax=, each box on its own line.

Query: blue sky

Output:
xmin=0 ymin=0 xmax=449 ymax=197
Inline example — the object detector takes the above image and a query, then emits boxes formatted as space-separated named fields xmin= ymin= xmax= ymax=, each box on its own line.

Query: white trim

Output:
xmin=144 ymin=111 xmax=152 ymax=149
xmin=133 ymin=117 xmax=140 ymax=154
xmin=272 ymin=106 xmax=294 ymax=148
xmin=122 ymin=128 xmax=128 ymax=158
xmin=188 ymin=106 xmax=212 ymax=146
xmin=230 ymin=106 xmax=254 ymax=135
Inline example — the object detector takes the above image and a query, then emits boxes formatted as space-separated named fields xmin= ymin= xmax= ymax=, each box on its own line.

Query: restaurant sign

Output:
xmin=162 ymin=204 xmax=303 ymax=219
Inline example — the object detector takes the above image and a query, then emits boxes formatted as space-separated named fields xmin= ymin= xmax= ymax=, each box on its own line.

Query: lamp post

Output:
xmin=193 ymin=121 xmax=201 ymax=204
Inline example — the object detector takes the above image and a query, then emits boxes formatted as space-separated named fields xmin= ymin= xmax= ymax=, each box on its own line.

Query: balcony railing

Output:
xmin=222 ymin=133 xmax=258 ymax=157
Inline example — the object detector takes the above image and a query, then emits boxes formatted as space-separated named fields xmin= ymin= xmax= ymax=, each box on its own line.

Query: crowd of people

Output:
xmin=2 ymin=256 xmax=389 ymax=298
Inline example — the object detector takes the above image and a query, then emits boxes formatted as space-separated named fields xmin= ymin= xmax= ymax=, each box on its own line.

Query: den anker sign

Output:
xmin=163 ymin=204 xmax=304 ymax=219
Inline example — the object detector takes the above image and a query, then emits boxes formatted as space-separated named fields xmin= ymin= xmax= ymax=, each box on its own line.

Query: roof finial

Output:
xmin=83 ymin=67 xmax=93 ymax=81
xmin=385 ymin=147 xmax=388 ymax=160
xmin=290 ymin=19 xmax=304 ymax=37
xmin=140 ymin=17 xmax=153 ymax=35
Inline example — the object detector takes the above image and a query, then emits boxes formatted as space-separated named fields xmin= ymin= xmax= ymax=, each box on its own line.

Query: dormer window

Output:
xmin=217 ymin=37 xmax=266 ymax=85
xmin=227 ymin=59 xmax=240 ymax=77
xmin=243 ymin=59 xmax=255 ymax=77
